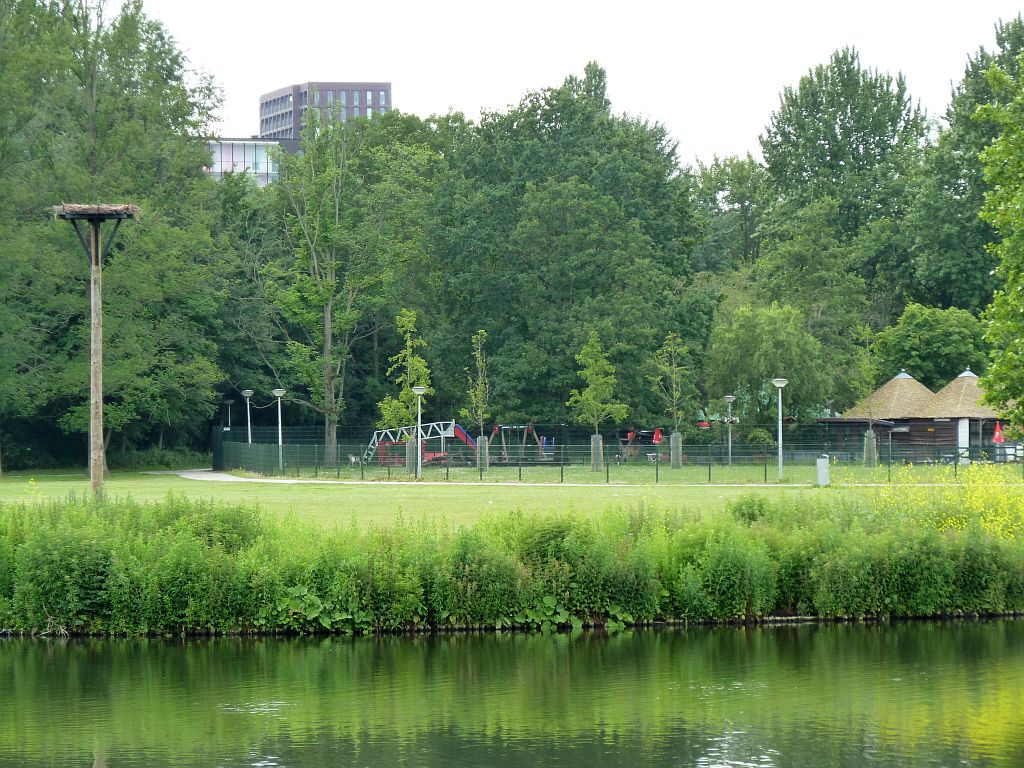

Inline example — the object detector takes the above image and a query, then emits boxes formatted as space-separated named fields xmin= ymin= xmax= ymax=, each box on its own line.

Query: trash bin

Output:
xmin=816 ymin=454 xmax=830 ymax=487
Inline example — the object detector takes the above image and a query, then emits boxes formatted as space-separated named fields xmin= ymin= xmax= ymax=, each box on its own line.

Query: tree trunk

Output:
xmin=324 ymin=412 xmax=339 ymax=468
xmin=322 ymin=299 xmax=338 ymax=467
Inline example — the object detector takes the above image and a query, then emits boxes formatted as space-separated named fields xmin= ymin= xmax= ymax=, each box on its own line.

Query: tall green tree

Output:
xmin=707 ymin=304 xmax=829 ymax=425
xmin=978 ymin=54 xmax=1024 ymax=426
xmin=873 ymin=303 xmax=988 ymax=390
xmin=271 ymin=109 xmax=438 ymax=447
xmin=459 ymin=330 xmax=491 ymax=438
xmin=760 ymin=48 xmax=925 ymax=238
xmin=648 ymin=332 xmax=699 ymax=433
xmin=0 ymin=0 xmax=225 ymax=460
xmin=376 ymin=309 xmax=432 ymax=429
xmin=692 ymin=154 xmax=769 ymax=271
xmin=905 ymin=16 xmax=1024 ymax=312
xmin=567 ymin=331 xmax=629 ymax=434
xmin=754 ymin=197 xmax=872 ymax=410
xmin=430 ymin=63 xmax=710 ymax=424
xmin=206 ymin=171 xmax=290 ymax=400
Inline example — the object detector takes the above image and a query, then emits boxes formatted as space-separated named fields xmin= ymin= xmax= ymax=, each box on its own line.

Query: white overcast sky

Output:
xmin=130 ymin=0 xmax=1022 ymax=165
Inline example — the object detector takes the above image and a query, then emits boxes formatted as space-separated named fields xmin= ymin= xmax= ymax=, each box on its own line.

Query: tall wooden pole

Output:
xmin=89 ymin=220 xmax=105 ymax=500
xmin=53 ymin=204 xmax=138 ymax=502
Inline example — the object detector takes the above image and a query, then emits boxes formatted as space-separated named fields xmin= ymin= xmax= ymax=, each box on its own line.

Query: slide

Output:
xmin=452 ymin=423 xmax=477 ymax=447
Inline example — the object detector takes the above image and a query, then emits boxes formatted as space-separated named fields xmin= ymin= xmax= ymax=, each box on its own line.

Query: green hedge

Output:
xmin=0 ymin=494 xmax=1022 ymax=635
xmin=106 ymin=448 xmax=211 ymax=470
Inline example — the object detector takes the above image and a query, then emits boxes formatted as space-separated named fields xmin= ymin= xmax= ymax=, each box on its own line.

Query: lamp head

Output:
xmin=241 ymin=389 xmax=254 ymax=398
xmin=272 ymin=388 xmax=286 ymax=397
xmin=772 ymin=378 xmax=788 ymax=390
xmin=724 ymin=395 xmax=736 ymax=404
xmin=411 ymin=386 xmax=427 ymax=396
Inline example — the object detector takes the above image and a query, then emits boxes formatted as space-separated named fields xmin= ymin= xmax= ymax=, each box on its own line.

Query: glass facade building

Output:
xmin=206 ymin=139 xmax=283 ymax=187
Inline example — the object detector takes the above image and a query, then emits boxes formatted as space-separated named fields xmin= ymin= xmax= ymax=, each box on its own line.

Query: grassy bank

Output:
xmin=1 ymin=465 xmax=1022 ymax=634
xmin=0 ymin=470 xmax=832 ymax=527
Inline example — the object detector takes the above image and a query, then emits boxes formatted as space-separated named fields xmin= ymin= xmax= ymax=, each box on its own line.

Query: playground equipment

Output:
xmin=488 ymin=424 xmax=555 ymax=463
xmin=616 ymin=428 xmax=668 ymax=463
xmin=363 ymin=420 xmax=477 ymax=465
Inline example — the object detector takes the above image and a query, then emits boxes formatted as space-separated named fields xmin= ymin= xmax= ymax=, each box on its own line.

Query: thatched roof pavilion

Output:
xmin=842 ymin=370 xmax=935 ymax=420
xmin=919 ymin=368 xmax=999 ymax=419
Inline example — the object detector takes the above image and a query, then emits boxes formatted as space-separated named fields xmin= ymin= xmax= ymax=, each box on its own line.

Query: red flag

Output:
xmin=653 ymin=428 xmax=663 ymax=445
xmin=993 ymin=421 xmax=1005 ymax=444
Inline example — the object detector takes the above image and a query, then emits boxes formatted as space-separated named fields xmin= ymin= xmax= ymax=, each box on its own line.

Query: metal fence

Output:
xmin=212 ymin=425 xmax=1022 ymax=484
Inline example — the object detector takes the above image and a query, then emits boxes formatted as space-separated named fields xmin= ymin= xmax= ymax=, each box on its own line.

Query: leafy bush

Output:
xmin=107 ymin=448 xmax=211 ymax=470
xmin=13 ymin=526 xmax=113 ymax=632
xmin=432 ymin=527 xmax=521 ymax=627
xmin=744 ymin=428 xmax=775 ymax=447
xmin=172 ymin=501 xmax=263 ymax=553
xmin=699 ymin=524 xmax=777 ymax=620
xmin=1 ymin=489 xmax=1023 ymax=635
xmin=729 ymin=494 xmax=772 ymax=524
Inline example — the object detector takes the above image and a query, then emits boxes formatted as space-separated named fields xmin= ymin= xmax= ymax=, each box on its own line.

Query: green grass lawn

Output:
xmin=0 ymin=469 xmax=846 ymax=529
xmin=6 ymin=460 xmax=1017 ymax=529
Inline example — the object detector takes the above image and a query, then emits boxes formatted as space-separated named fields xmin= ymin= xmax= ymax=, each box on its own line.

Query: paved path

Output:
xmin=148 ymin=469 xmax=347 ymax=485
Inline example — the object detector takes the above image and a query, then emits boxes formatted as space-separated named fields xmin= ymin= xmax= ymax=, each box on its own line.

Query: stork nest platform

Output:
xmin=52 ymin=203 xmax=140 ymax=219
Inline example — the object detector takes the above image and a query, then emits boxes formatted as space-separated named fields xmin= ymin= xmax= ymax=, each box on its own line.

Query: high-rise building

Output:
xmin=259 ymin=81 xmax=392 ymax=139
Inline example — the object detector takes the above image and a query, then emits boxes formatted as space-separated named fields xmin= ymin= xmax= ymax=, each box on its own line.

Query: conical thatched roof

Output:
xmin=920 ymin=368 xmax=999 ymax=419
xmin=843 ymin=370 xmax=936 ymax=420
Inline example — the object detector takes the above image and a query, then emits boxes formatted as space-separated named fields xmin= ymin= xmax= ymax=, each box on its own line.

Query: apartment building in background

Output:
xmin=260 ymin=81 xmax=392 ymax=139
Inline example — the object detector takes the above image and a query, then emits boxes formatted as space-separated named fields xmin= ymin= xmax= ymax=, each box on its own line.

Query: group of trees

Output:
xmin=2 ymin=1 xmax=1024 ymax=468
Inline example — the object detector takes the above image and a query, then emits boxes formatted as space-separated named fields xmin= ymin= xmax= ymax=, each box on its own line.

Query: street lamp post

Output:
xmin=412 ymin=386 xmax=427 ymax=480
xmin=771 ymin=378 xmax=788 ymax=482
xmin=224 ymin=398 xmax=234 ymax=430
xmin=272 ymin=388 xmax=286 ymax=474
xmin=724 ymin=395 xmax=736 ymax=466
xmin=241 ymin=390 xmax=254 ymax=445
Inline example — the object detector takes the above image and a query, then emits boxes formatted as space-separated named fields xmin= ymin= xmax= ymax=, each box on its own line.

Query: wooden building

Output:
xmin=920 ymin=368 xmax=1002 ymax=461
xmin=818 ymin=369 xmax=1008 ymax=463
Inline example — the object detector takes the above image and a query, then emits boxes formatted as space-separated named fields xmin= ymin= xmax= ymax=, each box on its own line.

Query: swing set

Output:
xmin=487 ymin=424 xmax=555 ymax=463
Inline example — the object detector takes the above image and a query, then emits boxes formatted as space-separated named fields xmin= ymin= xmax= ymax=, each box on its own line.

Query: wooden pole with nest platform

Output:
xmin=52 ymin=203 xmax=139 ymax=500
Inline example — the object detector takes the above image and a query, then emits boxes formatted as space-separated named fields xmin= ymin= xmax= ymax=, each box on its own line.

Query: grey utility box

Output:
xmin=816 ymin=454 xmax=830 ymax=486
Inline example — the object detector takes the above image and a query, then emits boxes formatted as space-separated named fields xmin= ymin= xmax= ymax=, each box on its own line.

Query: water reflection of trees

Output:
xmin=0 ymin=623 xmax=1022 ymax=765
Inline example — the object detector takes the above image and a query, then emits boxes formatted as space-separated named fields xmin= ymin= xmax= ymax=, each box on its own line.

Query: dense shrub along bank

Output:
xmin=0 ymin=494 xmax=1023 ymax=635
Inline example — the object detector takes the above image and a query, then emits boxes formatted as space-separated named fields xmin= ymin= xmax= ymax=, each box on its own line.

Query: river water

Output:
xmin=2 ymin=620 xmax=1022 ymax=767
